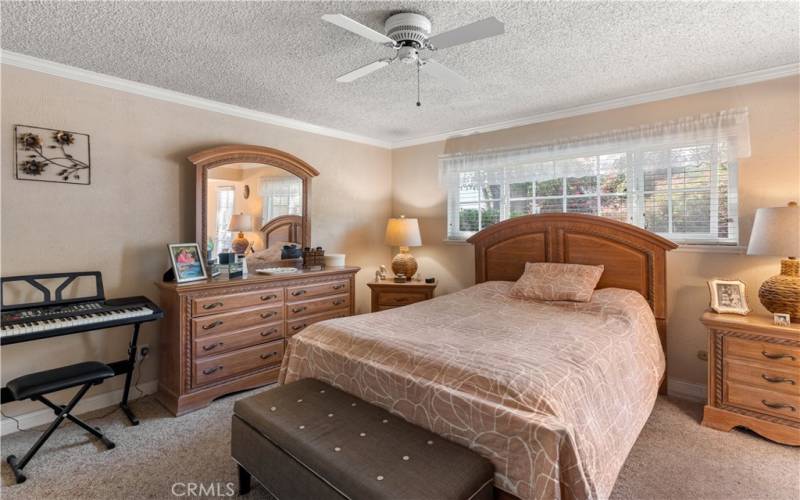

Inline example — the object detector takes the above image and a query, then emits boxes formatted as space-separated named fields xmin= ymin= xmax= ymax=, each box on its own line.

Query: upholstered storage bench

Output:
xmin=231 ymin=379 xmax=494 ymax=500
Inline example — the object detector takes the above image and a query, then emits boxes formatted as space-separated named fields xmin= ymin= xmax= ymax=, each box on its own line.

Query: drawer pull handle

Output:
xmin=292 ymin=306 xmax=307 ymax=313
xmin=261 ymin=294 xmax=278 ymax=301
xmin=762 ymin=374 xmax=796 ymax=385
xmin=761 ymin=351 xmax=796 ymax=361
xmin=202 ymin=366 xmax=222 ymax=375
xmin=332 ymin=284 xmax=345 ymax=290
xmin=761 ymin=400 xmax=796 ymax=412
xmin=333 ymin=299 xmax=345 ymax=306
xmin=291 ymin=323 xmax=307 ymax=331
xmin=396 ymin=297 xmax=410 ymax=302
xmin=260 ymin=312 xmax=277 ymax=319
xmin=260 ymin=351 xmax=279 ymax=360
xmin=291 ymin=290 xmax=306 ymax=297
xmin=260 ymin=329 xmax=278 ymax=337
xmin=202 ymin=342 xmax=223 ymax=351
xmin=202 ymin=302 xmax=224 ymax=310
xmin=202 ymin=320 xmax=223 ymax=330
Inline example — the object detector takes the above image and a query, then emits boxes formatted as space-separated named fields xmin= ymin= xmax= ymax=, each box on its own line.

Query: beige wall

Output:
xmin=0 ymin=65 xmax=393 ymax=416
xmin=392 ymin=76 xmax=800 ymax=388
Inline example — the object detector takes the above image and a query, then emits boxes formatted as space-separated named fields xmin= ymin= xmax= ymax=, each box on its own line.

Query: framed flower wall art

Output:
xmin=14 ymin=125 xmax=91 ymax=185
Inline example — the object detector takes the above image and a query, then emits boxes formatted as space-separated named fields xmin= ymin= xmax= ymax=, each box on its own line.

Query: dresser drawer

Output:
xmin=193 ymin=340 xmax=285 ymax=387
xmin=287 ymin=308 xmax=349 ymax=336
xmin=725 ymin=381 xmax=800 ymax=421
xmin=725 ymin=337 xmax=800 ymax=369
xmin=287 ymin=280 xmax=349 ymax=303
xmin=192 ymin=288 xmax=283 ymax=316
xmin=287 ymin=294 xmax=350 ymax=319
xmin=377 ymin=292 xmax=428 ymax=307
xmin=725 ymin=359 xmax=800 ymax=396
xmin=192 ymin=305 xmax=283 ymax=338
xmin=193 ymin=322 xmax=284 ymax=358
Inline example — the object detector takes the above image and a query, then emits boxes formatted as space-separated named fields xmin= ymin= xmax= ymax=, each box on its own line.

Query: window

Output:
xmin=214 ymin=186 xmax=235 ymax=256
xmin=442 ymin=109 xmax=749 ymax=245
xmin=259 ymin=176 xmax=303 ymax=222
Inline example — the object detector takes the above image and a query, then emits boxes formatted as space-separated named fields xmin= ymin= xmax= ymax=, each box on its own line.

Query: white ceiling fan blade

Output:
xmin=421 ymin=59 xmax=469 ymax=89
xmin=336 ymin=59 xmax=392 ymax=82
xmin=427 ymin=17 xmax=505 ymax=50
xmin=322 ymin=14 xmax=395 ymax=45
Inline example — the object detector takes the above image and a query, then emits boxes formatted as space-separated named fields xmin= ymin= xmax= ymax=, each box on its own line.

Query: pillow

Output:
xmin=510 ymin=262 xmax=604 ymax=302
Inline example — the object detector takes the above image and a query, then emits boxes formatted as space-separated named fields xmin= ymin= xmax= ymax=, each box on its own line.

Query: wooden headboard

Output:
xmin=260 ymin=215 xmax=303 ymax=248
xmin=467 ymin=213 xmax=677 ymax=393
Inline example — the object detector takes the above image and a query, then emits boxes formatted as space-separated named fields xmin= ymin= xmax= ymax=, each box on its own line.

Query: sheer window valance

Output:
xmin=440 ymin=108 xmax=750 ymax=244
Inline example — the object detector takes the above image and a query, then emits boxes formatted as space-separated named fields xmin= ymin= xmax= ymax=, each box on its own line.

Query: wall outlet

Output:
xmin=137 ymin=344 xmax=151 ymax=362
xmin=697 ymin=350 xmax=708 ymax=362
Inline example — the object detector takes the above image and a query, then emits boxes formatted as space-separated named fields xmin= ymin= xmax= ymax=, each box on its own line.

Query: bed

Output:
xmin=279 ymin=213 xmax=677 ymax=500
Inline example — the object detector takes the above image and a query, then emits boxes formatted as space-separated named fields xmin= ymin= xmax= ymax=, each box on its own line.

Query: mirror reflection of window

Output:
xmin=260 ymin=176 xmax=302 ymax=221
xmin=215 ymin=186 xmax=235 ymax=257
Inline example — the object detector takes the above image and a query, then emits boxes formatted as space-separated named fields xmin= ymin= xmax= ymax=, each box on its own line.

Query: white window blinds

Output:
xmin=259 ymin=176 xmax=303 ymax=222
xmin=441 ymin=109 xmax=750 ymax=245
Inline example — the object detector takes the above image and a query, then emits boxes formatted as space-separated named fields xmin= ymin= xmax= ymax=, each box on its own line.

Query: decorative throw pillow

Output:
xmin=510 ymin=262 xmax=604 ymax=302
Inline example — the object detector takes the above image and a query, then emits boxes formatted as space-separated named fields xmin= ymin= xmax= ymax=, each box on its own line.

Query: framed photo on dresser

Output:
xmin=168 ymin=243 xmax=207 ymax=283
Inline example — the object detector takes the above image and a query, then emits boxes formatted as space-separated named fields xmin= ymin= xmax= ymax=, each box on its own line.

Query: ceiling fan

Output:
xmin=322 ymin=12 xmax=505 ymax=105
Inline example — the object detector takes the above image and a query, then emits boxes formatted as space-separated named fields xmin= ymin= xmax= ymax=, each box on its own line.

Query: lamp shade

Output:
xmin=228 ymin=213 xmax=253 ymax=232
xmin=385 ymin=216 xmax=422 ymax=247
xmin=747 ymin=203 xmax=799 ymax=258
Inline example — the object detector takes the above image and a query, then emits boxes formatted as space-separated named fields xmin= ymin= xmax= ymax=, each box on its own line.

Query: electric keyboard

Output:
xmin=1 ymin=271 xmax=164 ymax=425
xmin=1 ymin=297 xmax=162 ymax=345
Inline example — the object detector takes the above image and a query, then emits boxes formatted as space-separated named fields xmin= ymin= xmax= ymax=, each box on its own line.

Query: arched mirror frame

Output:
xmin=189 ymin=145 xmax=319 ymax=259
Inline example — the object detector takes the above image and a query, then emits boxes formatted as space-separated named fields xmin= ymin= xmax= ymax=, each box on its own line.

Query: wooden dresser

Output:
xmin=366 ymin=280 xmax=436 ymax=312
xmin=701 ymin=311 xmax=800 ymax=445
xmin=155 ymin=267 xmax=359 ymax=415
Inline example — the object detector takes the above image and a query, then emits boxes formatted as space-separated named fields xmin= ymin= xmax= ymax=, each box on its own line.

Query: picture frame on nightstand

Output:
xmin=707 ymin=278 xmax=750 ymax=315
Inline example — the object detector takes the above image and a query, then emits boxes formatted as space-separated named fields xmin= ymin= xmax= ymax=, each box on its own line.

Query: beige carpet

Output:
xmin=1 ymin=390 xmax=798 ymax=499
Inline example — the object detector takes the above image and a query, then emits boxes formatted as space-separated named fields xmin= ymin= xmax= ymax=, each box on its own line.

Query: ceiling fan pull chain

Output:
xmin=416 ymin=60 xmax=422 ymax=107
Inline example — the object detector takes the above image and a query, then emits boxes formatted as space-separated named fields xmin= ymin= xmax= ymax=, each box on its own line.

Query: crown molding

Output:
xmin=0 ymin=50 xmax=393 ymax=149
xmin=2 ymin=50 xmax=797 ymax=151
xmin=390 ymin=63 xmax=800 ymax=149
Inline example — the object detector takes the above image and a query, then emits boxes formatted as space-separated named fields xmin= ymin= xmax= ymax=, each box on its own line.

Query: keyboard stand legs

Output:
xmin=6 ymin=382 xmax=115 ymax=484
xmin=119 ymin=323 xmax=141 ymax=426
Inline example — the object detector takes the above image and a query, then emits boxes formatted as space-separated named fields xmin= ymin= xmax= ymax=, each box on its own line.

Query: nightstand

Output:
xmin=700 ymin=311 xmax=800 ymax=445
xmin=367 ymin=280 xmax=437 ymax=312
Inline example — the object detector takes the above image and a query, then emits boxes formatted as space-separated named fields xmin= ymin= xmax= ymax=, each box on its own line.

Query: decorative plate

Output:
xmin=256 ymin=267 xmax=300 ymax=275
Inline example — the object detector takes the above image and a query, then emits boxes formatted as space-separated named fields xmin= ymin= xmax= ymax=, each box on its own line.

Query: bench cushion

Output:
xmin=6 ymin=362 xmax=114 ymax=400
xmin=233 ymin=379 xmax=494 ymax=500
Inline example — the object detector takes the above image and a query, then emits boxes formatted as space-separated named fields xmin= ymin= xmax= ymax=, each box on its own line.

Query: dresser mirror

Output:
xmin=189 ymin=145 xmax=319 ymax=261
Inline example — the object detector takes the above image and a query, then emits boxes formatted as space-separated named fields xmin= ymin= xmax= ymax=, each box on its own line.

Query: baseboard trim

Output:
xmin=1 ymin=379 xmax=158 ymax=436
xmin=667 ymin=378 xmax=707 ymax=403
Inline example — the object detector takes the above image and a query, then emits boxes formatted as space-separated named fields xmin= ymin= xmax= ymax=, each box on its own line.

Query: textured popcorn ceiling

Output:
xmin=2 ymin=1 xmax=798 ymax=144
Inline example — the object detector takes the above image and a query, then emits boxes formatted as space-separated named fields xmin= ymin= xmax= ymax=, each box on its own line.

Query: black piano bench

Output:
xmin=4 ymin=361 xmax=116 ymax=484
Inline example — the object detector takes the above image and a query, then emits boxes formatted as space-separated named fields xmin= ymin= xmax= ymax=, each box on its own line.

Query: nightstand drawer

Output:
xmin=725 ymin=381 xmax=800 ymax=421
xmin=378 ymin=292 xmax=427 ymax=307
xmin=725 ymin=337 xmax=800 ymax=369
xmin=725 ymin=359 xmax=799 ymax=396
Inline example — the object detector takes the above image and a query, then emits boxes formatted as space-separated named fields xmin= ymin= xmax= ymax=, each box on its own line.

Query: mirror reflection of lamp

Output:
xmin=228 ymin=213 xmax=253 ymax=254
xmin=747 ymin=201 xmax=800 ymax=322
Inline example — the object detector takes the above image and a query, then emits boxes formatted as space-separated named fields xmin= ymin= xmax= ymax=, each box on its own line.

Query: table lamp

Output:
xmin=747 ymin=201 xmax=800 ymax=322
xmin=228 ymin=213 xmax=253 ymax=254
xmin=385 ymin=215 xmax=422 ymax=278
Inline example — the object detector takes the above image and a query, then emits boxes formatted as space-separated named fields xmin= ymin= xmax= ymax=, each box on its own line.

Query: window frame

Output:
xmin=445 ymin=144 xmax=739 ymax=246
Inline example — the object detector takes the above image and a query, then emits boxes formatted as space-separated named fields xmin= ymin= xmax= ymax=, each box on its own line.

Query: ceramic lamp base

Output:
xmin=231 ymin=233 xmax=250 ymax=254
xmin=759 ymin=258 xmax=800 ymax=322
xmin=391 ymin=248 xmax=418 ymax=278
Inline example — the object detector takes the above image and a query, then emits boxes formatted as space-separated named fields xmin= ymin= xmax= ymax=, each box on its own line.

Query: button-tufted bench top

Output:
xmin=232 ymin=378 xmax=494 ymax=500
